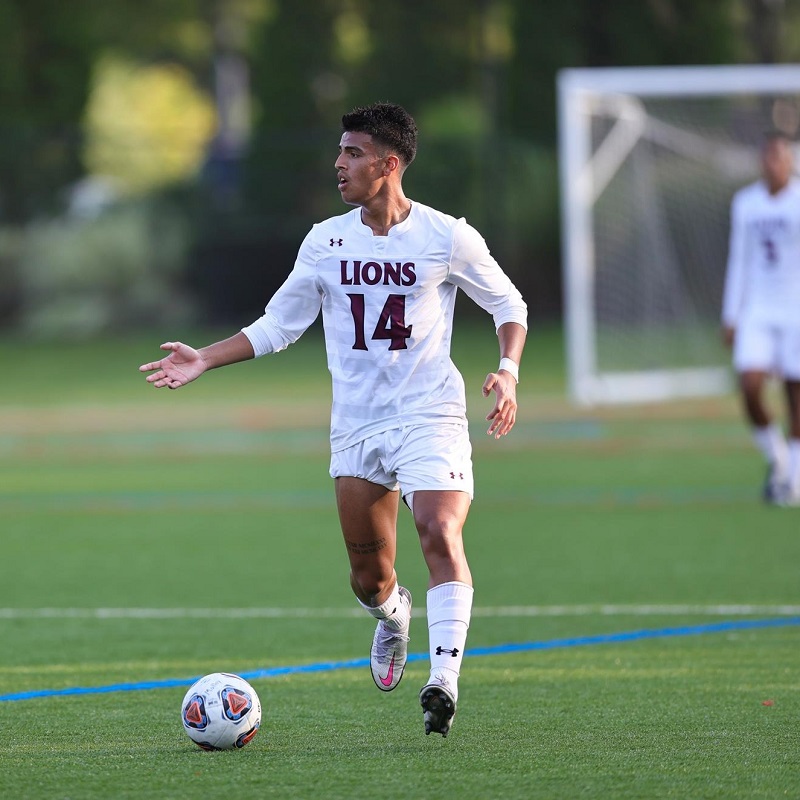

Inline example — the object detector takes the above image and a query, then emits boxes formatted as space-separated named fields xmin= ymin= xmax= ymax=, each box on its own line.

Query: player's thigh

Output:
xmin=733 ymin=321 xmax=778 ymax=374
xmin=785 ymin=380 xmax=800 ymax=432
xmin=330 ymin=434 xmax=400 ymax=541
xmin=777 ymin=326 xmax=800 ymax=381
xmin=334 ymin=476 xmax=400 ymax=546
xmin=411 ymin=489 xmax=471 ymax=537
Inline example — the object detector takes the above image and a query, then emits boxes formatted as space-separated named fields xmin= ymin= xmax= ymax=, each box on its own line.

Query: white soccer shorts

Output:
xmin=733 ymin=320 xmax=800 ymax=380
xmin=329 ymin=422 xmax=474 ymax=500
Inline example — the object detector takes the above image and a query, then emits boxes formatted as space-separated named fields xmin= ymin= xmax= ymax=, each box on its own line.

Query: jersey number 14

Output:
xmin=347 ymin=293 xmax=412 ymax=351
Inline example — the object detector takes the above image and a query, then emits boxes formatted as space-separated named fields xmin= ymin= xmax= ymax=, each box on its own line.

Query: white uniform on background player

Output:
xmin=140 ymin=103 xmax=528 ymax=735
xmin=722 ymin=131 xmax=800 ymax=505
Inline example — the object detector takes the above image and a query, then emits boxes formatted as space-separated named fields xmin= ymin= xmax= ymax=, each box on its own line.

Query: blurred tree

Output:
xmin=505 ymin=0 xmax=744 ymax=146
xmin=0 ymin=0 xmax=98 ymax=221
xmin=5 ymin=0 xmax=800 ymax=326
xmin=0 ymin=0 xmax=231 ymax=222
xmin=744 ymin=0 xmax=795 ymax=63
xmin=82 ymin=55 xmax=216 ymax=194
xmin=242 ymin=0 xmax=341 ymax=226
xmin=242 ymin=1 xmax=516 ymax=231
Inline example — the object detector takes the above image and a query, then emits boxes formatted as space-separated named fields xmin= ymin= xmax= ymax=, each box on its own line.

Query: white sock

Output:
xmin=788 ymin=439 xmax=800 ymax=491
xmin=753 ymin=424 xmax=788 ymax=472
xmin=358 ymin=581 xmax=409 ymax=632
xmin=427 ymin=581 xmax=473 ymax=700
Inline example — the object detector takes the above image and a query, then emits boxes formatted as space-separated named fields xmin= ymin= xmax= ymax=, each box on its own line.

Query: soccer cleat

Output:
xmin=775 ymin=484 xmax=800 ymax=508
xmin=420 ymin=679 xmax=457 ymax=737
xmin=370 ymin=586 xmax=412 ymax=692
xmin=762 ymin=463 xmax=788 ymax=505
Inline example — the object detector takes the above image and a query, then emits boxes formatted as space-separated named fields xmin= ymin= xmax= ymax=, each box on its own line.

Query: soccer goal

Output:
xmin=558 ymin=64 xmax=800 ymax=405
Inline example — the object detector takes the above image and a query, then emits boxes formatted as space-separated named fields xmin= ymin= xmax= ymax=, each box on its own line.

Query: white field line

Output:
xmin=0 ymin=605 xmax=798 ymax=620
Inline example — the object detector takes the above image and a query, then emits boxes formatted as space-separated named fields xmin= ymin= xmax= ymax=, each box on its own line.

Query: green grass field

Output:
xmin=0 ymin=324 xmax=798 ymax=799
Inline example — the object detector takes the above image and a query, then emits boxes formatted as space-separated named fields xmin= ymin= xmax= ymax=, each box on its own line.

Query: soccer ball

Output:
xmin=180 ymin=672 xmax=262 ymax=751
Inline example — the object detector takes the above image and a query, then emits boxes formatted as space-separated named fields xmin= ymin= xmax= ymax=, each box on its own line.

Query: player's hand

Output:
xmin=139 ymin=342 xmax=207 ymax=389
xmin=482 ymin=370 xmax=518 ymax=439
xmin=722 ymin=326 xmax=735 ymax=349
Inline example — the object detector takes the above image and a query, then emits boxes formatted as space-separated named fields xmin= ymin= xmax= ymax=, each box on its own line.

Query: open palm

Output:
xmin=139 ymin=342 xmax=207 ymax=389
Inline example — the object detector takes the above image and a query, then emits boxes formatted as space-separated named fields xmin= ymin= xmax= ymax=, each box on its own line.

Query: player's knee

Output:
xmin=350 ymin=566 xmax=394 ymax=605
xmin=415 ymin=515 xmax=464 ymax=558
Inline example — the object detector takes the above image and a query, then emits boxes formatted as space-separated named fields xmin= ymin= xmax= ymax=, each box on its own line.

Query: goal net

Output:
xmin=557 ymin=64 xmax=800 ymax=405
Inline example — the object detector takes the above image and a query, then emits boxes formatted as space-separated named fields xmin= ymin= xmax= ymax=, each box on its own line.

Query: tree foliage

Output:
xmin=2 ymin=0 xmax=796 ymax=223
xmin=4 ymin=0 xmax=800 ymax=327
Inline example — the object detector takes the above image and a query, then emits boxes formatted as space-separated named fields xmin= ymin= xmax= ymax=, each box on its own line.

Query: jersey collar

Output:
xmin=353 ymin=201 xmax=415 ymax=237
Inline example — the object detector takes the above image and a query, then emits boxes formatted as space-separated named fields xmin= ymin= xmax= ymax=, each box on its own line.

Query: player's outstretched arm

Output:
xmin=139 ymin=333 xmax=255 ymax=390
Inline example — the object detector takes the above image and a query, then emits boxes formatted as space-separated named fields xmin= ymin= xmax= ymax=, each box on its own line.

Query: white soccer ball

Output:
xmin=180 ymin=672 xmax=262 ymax=750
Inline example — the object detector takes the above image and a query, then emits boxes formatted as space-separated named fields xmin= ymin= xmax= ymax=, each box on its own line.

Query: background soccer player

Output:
xmin=140 ymin=103 xmax=528 ymax=735
xmin=722 ymin=131 xmax=800 ymax=506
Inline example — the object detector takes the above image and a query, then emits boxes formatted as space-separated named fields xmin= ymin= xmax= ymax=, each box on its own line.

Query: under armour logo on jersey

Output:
xmin=436 ymin=646 xmax=459 ymax=657
xmin=449 ymin=472 xmax=464 ymax=480
xmin=330 ymin=238 xmax=343 ymax=247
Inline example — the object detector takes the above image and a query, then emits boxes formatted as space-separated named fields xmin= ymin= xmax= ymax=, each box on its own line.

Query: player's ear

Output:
xmin=384 ymin=154 xmax=400 ymax=176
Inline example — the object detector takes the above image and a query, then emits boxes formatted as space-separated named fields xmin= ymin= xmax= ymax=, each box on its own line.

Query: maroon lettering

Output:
xmin=347 ymin=293 xmax=412 ymax=351
xmin=340 ymin=260 xmax=416 ymax=287
xmin=362 ymin=261 xmax=381 ymax=285
xmin=372 ymin=294 xmax=412 ymax=350
xmin=383 ymin=262 xmax=401 ymax=286
xmin=347 ymin=293 xmax=368 ymax=350
xmin=401 ymin=262 xmax=416 ymax=286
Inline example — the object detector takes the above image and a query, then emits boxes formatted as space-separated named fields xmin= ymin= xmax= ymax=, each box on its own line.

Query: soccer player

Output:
xmin=722 ymin=131 xmax=800 ymax=506
xmin=140 ymin=103 xmax=528 ymax=735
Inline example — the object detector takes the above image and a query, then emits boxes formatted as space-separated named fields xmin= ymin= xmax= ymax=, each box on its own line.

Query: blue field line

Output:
xmin=1 ymin=617 xmax=797 ymax=703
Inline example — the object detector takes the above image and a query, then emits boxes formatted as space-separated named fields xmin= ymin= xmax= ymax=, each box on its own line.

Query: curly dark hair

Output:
xmin=341 ymin=102 xmax=418 ymax=166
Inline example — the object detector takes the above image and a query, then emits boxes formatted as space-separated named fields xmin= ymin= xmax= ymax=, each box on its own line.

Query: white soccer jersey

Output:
xmin=242 ymin=201 xmax=528 ymax=452
xmin=722 ymin=177 xmax=800 ymax=327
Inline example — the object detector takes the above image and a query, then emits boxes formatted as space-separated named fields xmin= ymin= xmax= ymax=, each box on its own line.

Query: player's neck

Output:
xmin=766 ymin=176 xmax=790 ymax=196
xmin=359 ymin=189 xmax=412 ymax=236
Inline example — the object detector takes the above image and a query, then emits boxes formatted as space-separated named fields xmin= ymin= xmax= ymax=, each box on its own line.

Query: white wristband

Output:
xmin=498 ymin=357 xmax=519 ymax=383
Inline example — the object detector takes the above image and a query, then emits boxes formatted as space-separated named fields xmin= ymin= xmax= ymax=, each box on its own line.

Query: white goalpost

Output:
xmin=557 ymin=64 xmax=800 ymax=405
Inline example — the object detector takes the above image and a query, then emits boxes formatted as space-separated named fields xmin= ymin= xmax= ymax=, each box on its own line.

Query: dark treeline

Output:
xmin=0 ymin=0 xmax=796 ymax=325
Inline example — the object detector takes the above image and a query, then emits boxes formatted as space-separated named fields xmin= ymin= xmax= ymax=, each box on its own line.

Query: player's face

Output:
xmin=761 ymin=138 xmax=793 ymax=192
xmin=335 ymin=131 xmax=389 ymax=206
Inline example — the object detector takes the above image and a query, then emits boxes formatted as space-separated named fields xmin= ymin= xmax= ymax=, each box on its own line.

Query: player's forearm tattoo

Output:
xmin=345 ymin=538 xmax=387 ymax=555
